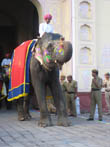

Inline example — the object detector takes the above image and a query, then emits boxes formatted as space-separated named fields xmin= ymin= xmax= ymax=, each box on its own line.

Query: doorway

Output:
xmin=0 ymin=0 xmax=39 ymax=62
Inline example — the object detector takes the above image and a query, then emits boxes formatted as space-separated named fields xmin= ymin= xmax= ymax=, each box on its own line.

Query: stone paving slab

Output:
xmin=0 ymin=109 xmax=110 ymax=147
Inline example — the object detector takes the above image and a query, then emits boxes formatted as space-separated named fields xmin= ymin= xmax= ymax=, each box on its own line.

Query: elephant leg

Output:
xmin=30 ymin=57 xmax=52 ymax=127
xmin=17 ymin=98 xmax=25 ymax=121
xmin=32 ymin=80 xmax=52 ymax=127
xmin=23 ymin=95 xmax=32 ymax=120
xmin=50 ymin=80 xmax=70 ymax=127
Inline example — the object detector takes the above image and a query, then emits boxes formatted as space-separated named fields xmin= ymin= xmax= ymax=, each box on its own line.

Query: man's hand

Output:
xmin=92 ymin=78 xmax=99 ymax=88
xmin=74 ymin=94 xmax=77 ymax=99
xmin=105 ymin=89 xmax=110 ymax=92
xmin=104 ymin=83 xmax=107 ymax=88
xmin=93 ymin=79 xmax=96 ymax=83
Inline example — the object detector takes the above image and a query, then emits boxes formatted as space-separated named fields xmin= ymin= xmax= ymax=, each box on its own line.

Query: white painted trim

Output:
xmin=71 ymin=0 xmax=76 ymax=80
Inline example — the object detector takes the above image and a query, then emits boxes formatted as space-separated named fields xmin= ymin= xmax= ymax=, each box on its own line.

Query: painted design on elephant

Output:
xmin=43 ymin=50 xmax=49 ymax=56
xmin=34 ymin=46 xmax=43 ymax=65
xmin=34 ymin=47 xmax=52 ymax=64
xmin=33 ymin=40 xmax=65 ymax=65
xmin=54 ymin=45 xmax=64 ymax=56
xmin=43 ymin=55 xmax=52 ymax=63
xmin=43 ymin=49 xmax=52 ymax=63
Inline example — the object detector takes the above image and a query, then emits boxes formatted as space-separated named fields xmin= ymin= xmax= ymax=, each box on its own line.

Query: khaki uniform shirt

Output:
xmin=91 ymin=76 xmax=102 ymax=90
xmin=66 ymin=80 xmax=77 ymax=93
xmin=61 ymin=80 xmax=67 ymax=92
xmin=103 ymin=79 xmax=110 ymax=92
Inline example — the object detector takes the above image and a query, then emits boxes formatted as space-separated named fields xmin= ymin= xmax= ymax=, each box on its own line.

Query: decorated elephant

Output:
xmin=8 ymin=33 xmax=72 ymax=127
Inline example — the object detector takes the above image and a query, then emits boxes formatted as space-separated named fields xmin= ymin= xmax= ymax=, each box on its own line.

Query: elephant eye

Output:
xmin=48 ymin=43 xmax=53 ymax=48
xmin=47 ymin=43 xmax=54 ymax=51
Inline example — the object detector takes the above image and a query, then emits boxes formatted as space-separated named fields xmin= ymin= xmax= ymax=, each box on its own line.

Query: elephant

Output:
xmin=17 ymin=33 xmax=73 ymax=127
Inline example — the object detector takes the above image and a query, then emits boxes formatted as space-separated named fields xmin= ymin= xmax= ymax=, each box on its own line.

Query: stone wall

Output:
xmin=32 ymin=0 xmax=73 ymax=76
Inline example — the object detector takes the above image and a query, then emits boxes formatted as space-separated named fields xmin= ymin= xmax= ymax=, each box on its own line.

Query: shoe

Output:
xmin=106 ymin=113 xmax=110 ymax=115
xmin=99 ymin=118 xmax=102 ymax=121
xmin=68 ymin=114 xmax=73 ymax=117
xmin=72 ymin=114 xmax=77 ymax=117
xmin=68 ymin=114 xmax=76 ymax=117
xmin=87 ymin=118 xmax=94 ymax=121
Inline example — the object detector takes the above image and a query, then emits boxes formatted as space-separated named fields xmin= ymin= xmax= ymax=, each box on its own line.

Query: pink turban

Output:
xmin=44 ymin=14 xmax=52 ymax=20
xmin=5 ymin=53 xmax=10 ymax=58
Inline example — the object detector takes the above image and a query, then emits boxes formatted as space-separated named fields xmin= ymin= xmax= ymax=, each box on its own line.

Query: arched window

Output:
xmin=79 ymin=1 xmax=92 ymax=19
xmin=80 ymin=24 xmax=92 ymax=41
xmin=80 ymin=46 xmax=92 ymax=64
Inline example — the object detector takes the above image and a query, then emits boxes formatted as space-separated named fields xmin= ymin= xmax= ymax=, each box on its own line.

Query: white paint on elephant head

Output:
xmin=34 ymin=47 xmax=43 ymax=65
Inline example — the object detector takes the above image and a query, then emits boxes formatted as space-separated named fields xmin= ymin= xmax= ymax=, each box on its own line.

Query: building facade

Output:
xmin=31 ymin=0 xmax=110 ymax=93
xmin=0 ymin=0 xmax=110 ymax=111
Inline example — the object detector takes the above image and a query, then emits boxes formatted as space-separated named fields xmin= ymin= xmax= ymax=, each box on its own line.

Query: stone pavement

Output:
xmin=0 ymin=109 xmax=110 ymax=147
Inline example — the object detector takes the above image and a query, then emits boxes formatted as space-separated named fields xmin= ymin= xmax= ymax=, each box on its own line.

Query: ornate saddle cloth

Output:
xmin=8 ymin=40 xmax=36 ymax=101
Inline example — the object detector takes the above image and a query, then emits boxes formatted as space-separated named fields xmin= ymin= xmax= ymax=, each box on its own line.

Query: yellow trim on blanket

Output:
xmin=9 ymin=83 xmax=30 ymax=91
xmin=24 ymin=40 xmax=33 ymax=93
xmin=8 ymin=93 xmax=28 ymax=101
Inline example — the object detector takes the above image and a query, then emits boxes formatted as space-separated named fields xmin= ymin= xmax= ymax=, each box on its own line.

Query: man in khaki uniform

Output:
xmin=87 ymin=69 xmax=103 ymax=121
xmin=66 ymin=75 xmax=77 ymax=117
xmin=103 ymin=73 xmax=110 ymax=115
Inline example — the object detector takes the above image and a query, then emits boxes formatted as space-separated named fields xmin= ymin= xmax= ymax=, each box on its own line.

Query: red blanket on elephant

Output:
xmin=8 ymin=40 xmax=36 ymax=101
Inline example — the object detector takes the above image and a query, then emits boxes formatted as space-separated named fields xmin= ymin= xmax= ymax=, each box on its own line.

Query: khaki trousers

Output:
xmin=105 ymin=92 xmax=110 ymax=112
xmin=90 ymin=91 xmax=102 ymax=119
xmin=66 ymin=93 xmax=77 ymax=116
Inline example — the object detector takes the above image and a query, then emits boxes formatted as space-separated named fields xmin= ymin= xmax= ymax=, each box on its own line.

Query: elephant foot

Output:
xmin=38 ymin=118 xmax=53 ymax=128
xmin=57 ymin=116 xmax=71 ymax=127
xmin=18 ymin=115 xmax=25 ymax=121
xmin=24 ymin=113 xmax=32 ymax=120
xmin=18 ymin=112 xmax=25 ymax=121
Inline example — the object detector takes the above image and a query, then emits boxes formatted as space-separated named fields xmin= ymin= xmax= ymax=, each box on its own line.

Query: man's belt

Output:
xmin=105 ymin=89 xmax=110 ymax=92
xmin=92 ymin=88 xmax=100 ymax=91
xmin=67 ymin=92 xmax=75 ymax=94
xmin=3 ymin=65 xmax=10 ymax=68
